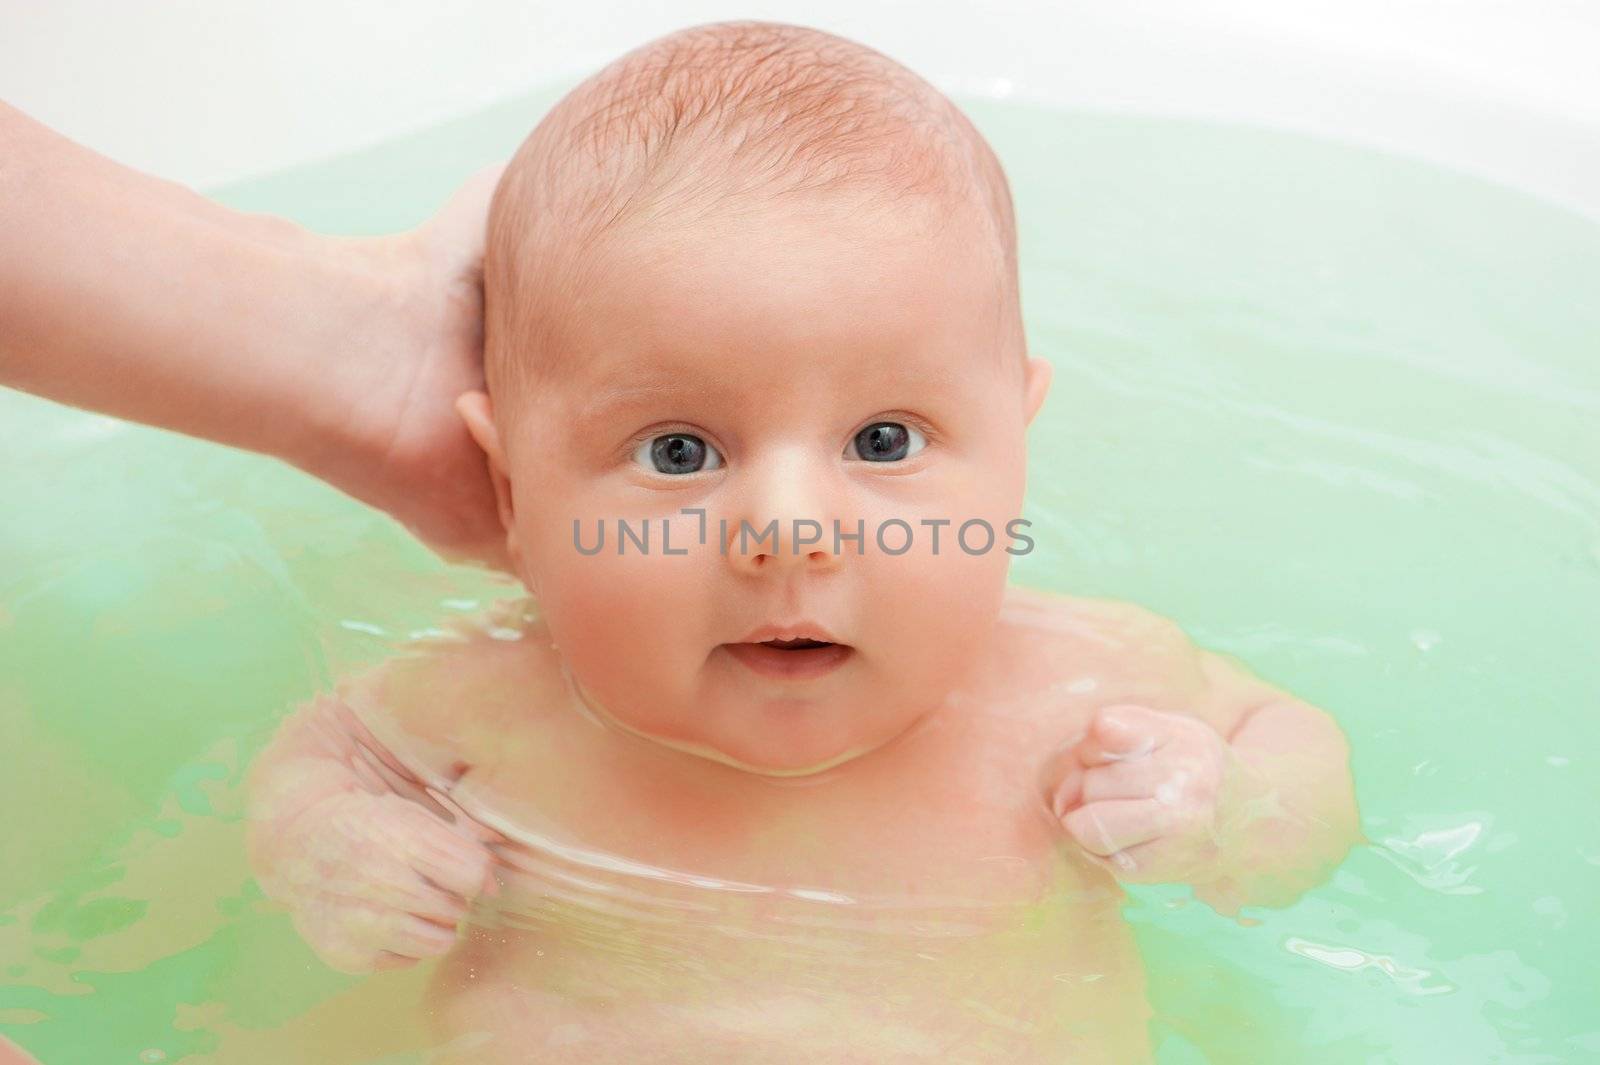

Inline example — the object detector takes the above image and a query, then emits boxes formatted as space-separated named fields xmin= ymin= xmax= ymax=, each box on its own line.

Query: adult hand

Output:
xmin=0 ymin=104 xmax=512 ymax=570
xmin=310 ymin=165 xmax=512 ymax=570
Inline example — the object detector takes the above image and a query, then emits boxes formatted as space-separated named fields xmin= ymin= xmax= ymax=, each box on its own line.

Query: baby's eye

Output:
xmin=847 ymin=421 xmax=926 ymax=463
xmin=634 ymin=433 xmax=723 ymax=475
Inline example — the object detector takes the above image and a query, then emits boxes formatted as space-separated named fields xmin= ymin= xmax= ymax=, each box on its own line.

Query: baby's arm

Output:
xmin=1045 ymin=611 xmax=1360 ymax=915
xmin=246 ymin=684 xmax=500 ymax=973
xmin=1186 ymin=651 xmax=1361 ymax=912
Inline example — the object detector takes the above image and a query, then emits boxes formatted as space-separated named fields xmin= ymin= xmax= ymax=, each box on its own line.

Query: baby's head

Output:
xmin=459 ymin=20 xmax=1051 ymax=775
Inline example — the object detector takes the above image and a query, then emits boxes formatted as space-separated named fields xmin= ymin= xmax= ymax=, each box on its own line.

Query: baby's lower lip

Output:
xmin=721 ymin=641 xmax=854 ymax=680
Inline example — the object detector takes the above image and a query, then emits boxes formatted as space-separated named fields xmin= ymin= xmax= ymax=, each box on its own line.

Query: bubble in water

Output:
xmin=139 ymin=1051 xmax=167 ymax=1064
xmin=1486 ymin=831 xmax=1519 ymax=854
xmin=1531 ymin=896 xmax=1567 ymax=930
xmin=1409 ymin=628 xmax=1442 ymax=652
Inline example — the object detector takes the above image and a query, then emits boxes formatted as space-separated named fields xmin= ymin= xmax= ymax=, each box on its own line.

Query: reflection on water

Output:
xmin=471 ymin=800 xmax=1086 ymax=958
xmin=1374 ymin=818 xmax=1486 ymax=895
xmin=1282 ymin=935 xmax=1455 ymax=996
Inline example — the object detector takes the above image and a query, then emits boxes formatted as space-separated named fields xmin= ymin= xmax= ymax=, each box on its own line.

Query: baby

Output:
xmin=247 ymin=20 xmax=1359 ymax=1063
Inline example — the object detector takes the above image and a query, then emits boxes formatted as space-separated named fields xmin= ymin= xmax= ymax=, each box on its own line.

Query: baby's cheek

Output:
xmin=534 ymin=546 xmax=712 ymax=706
xmin=545 ymin=553 xmax=657 ymax=633
xmin=863 ymin=542 xmax=1008 ymax=685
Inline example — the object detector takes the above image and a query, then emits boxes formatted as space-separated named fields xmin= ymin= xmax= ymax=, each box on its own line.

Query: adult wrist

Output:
xmin=268 ymin=231 xmax=421 ymax=490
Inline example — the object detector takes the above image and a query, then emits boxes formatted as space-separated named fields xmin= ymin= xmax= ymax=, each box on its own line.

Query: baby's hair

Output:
xmin=485 ymin=19 xmax=1019 ymax=412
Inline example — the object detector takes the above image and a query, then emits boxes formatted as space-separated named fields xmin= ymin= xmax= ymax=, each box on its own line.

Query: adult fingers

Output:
xmin=420 ymin=162 xmax=506 ymax=286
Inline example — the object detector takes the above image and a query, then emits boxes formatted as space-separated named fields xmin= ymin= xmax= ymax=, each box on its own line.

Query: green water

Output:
xmin=3 ymin=83 xmax=1598 ymax=1063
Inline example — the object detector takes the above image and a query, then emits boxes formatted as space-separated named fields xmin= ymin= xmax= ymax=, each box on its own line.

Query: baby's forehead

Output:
xmin=570 ymin=206 xmax=999 ymax=353
xmin=484 ymin=25 xmax=1019 ymax=409
xmin=616 ymin=187 xmax=991 ymax=289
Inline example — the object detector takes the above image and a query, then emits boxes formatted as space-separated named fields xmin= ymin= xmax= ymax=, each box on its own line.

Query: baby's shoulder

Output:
xmin=981 ymin=585 xmax=1211 ymax=713
xmin=337 ymin=597 xmax=567 ymax=783
xmin=985 ymin=586 xmax=1295 ymax=742
xmin=995 ymin=585 xmax=1200 ymax=665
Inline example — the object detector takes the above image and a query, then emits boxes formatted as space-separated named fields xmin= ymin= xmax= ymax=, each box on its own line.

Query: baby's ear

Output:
xmin=454 ymin=390 xmax=517 ymax=539
xmin=1023 ymin=356 xmax=1053 ymax=427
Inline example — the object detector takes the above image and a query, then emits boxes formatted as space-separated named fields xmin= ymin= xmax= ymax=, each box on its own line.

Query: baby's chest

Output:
xmin=467 ymin=763 xmax=1062 ymax=912
xmin=482 ymin=712 xmax=1074 ymax=895
xmin=432 ymin=850 xmax=1141 ymax=1065
xmin=431 ymin=713 xmax=1142 ymax=1060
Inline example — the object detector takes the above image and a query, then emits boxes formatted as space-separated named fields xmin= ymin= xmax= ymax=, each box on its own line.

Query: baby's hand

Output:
xmin=1044 ymin=704 xmax=1241 ymax=885
xmin=269 ymin=789 xmax=500 ymax=973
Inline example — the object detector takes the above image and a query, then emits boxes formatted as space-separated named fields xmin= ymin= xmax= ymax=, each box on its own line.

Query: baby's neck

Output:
xmin=559 ymin=666 xmax=948 ymax=785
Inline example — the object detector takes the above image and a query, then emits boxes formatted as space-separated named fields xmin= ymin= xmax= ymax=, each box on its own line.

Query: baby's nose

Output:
xmin=723 ymin=516 xmax=844 ymax=575
xmin=723 ymin=451 xmax=846 ymax=576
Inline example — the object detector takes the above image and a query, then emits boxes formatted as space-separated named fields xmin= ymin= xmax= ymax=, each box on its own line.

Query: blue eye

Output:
xmin=848 ymin=421 xmax=926 ymax=462
xmin=635 ymin=433 xmax=723 ymax=475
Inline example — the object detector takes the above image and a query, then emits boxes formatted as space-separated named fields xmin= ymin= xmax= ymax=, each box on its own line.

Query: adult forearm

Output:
xmin=0 ymin=101 xmax=401 ymax=472
xmin=1192 ymin=701 xmax=1361 ymax=914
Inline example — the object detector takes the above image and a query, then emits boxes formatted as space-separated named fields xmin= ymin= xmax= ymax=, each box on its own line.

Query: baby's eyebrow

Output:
xmin=570 ymin=360 xmax=971 ymax=427
xmin=574 ymin=381 xmax=697 ymax=425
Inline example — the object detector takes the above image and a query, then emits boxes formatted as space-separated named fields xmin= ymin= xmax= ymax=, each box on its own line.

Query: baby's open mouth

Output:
xmin=722 ymin=636 xmax=853 ymax=680
xmin=761 ymin=637 xmax=832 ymax=650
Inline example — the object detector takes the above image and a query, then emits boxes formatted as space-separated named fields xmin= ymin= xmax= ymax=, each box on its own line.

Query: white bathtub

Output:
xmin=3 ymin=0 xmax=1597 ymax=221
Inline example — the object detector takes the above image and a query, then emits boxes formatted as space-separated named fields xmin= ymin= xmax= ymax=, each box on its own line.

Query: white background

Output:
xmin=2 ymin=1 xmax=1598 ymax=217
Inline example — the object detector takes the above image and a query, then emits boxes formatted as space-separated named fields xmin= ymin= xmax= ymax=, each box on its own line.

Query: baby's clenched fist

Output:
xmin=1044 ymin=703 xmax=1242 ymax=885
